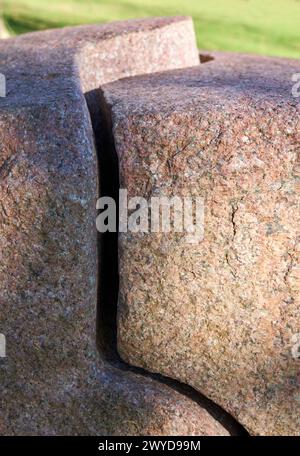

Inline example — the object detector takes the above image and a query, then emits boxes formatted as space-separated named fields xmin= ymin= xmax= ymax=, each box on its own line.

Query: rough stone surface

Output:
xmin=0 ymin=18 xmax=229 ymax=435
xmin=101 ymin=53 xmax=300 ymax=436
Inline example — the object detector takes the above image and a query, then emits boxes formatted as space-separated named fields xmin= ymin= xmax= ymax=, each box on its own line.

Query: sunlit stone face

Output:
xmin=101 ymin=55 xmax=300 ymax=435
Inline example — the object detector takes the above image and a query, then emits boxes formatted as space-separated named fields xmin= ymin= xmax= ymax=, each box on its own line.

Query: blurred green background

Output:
xmin=1 ymin=0 xmax=300 ymax=58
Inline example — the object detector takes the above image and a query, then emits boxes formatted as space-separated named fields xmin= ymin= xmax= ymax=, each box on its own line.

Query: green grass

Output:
xmin=1 ymin=0 xmax=300 ymax=58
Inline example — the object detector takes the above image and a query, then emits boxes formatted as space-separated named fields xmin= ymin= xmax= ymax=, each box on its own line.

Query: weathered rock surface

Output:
xmin=101 ymin=53 xmax=300 ymax=435
xmin=0 ymin=18 xmax=230 ymax=435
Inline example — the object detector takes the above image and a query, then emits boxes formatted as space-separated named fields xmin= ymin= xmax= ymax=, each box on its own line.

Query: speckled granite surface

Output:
xmin=0 ymin=18 xmax=229 ymax=436
xmin=101 ymin=53 xmax=300 ymax=435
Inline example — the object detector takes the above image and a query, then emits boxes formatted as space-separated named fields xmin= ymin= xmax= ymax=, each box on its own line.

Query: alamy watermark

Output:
xmin=0 ymin=73 xmax=6 ymax=97
xmin=292 ymin=73 xmax=300 ymax=99
xmin=0 ymin=333 xmax=6 ymax=358
xmin=96 ymin=189 xmax=204 ymax=244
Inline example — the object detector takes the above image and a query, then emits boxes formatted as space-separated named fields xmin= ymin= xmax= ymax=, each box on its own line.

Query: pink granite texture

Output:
xmin=0 ymin=17 xmax=234 ymax=435
xmin=0 ymin=18 xmax=234 ymax=435
xmin=101 ymin=53 xmax=300 ymax=435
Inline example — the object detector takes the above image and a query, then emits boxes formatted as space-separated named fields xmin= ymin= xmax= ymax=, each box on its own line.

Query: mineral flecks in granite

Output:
xmin=0 ymin=17 xmax=231 ymax=436
xmin=101 ymin=53 xmax=300 ymax=436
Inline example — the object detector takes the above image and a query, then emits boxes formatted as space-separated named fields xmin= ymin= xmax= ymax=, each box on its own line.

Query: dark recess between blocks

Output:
xmin=84 ymin=69 xmax=248 ymax=435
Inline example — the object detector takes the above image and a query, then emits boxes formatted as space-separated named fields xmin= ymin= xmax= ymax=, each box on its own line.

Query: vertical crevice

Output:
xmin=85 ymin=88 xmax=120 ymax=362
xmin=84 ymin=88 xmax=249 ymax=436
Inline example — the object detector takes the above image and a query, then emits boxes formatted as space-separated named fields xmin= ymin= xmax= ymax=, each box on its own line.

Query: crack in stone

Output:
xmin=224 ymin=203 xmax=241 ymax=279
xmin=283 ymin=238 xmax=299 ymax=305
xmin=84 ymin=86 xmax=248 ymax=436
xmin=230 ymin=203 xmax=239 ymax=240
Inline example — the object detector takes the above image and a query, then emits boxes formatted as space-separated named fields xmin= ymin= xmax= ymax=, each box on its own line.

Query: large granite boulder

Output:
xmin=101 ymin=53 xmax=300 ymax=435
xmin=0 ymin=17 xmax=232 ymax=435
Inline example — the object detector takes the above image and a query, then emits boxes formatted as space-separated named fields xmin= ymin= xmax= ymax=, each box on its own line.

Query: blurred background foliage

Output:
xmin=0 ymin=0 xmax=300 ymax=58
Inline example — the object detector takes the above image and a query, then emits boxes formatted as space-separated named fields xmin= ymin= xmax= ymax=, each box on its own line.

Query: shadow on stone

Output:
xmin=85 ymin=86 xmax=249 ymax=436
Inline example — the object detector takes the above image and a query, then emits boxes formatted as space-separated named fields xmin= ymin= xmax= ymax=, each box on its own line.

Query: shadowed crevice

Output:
xmin=199 ymin=53 xmax=215 ymax=63
xmin=85 ymin=87 xmax=249 ymax=437
xmin=85 ymin=88 xmax=119 ymax=362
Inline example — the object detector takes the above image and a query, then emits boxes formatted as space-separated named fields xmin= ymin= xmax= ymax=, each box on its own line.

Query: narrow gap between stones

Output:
xmin=199 ymin=53 xmax=215 ymax=64
xmin=85 ymin=88 xmax=249 ymax=437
